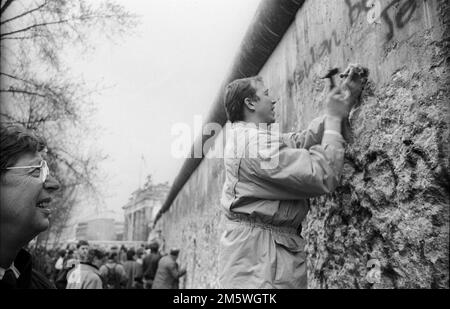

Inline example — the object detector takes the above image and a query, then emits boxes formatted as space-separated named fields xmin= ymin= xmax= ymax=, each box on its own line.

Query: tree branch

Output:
xmin=1 ymin=0 xmax=47 ymax=25
xmin=0 ymin=72 xmax=34 ymax=85
xmin=50 ymin=151 xmax=97 ymax=192
xmin=0 ymin=0 xmax=14 ymax=17
xmin=0 ymin=18 xmax=70 ymax=38
xmin=1 ymin=33 xmax=48 ymax=40
xmin=0 ymin=13 xmax=130 ymax=38
xmin=0 ymin=88 xmax=47 ymax=98
xmin=0 ymin=111 xmax=19 ymax=122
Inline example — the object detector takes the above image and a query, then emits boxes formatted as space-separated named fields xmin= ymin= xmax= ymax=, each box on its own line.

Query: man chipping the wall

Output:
xmin=219 ymin=64 xmax=368 ymax=288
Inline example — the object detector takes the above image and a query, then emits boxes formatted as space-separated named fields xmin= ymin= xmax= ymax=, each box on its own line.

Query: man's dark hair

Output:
xmin=108 ymin=252 xmax=118 ymax=261
xmin=77 ymin=240 xmax=89 ymax=249
xmin=223 ymin=76 xmax=262 ymax=123
xmin=58 ymin=249 xmax=67 ymax=258
xmin=170 ymin=248 xmax=180 ymax=257
xmin=86 ymin=248 xmax=105 ymax=264
xmin=136 ymin=248 xmax=144 ymax=258
xmin=126 ymin=249 xmax=135 ymax=261
xmin=0 ymin=124 xmax=46 ymax=175
xmin=149 ymin=242 xmax=159 ymax=253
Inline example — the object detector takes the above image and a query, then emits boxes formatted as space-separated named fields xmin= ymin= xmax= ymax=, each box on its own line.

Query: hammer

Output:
xmin=321 ymin=68 xmax=340 ymax=90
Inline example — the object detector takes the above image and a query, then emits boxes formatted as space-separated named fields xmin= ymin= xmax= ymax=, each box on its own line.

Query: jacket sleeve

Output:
xmin=167 ymin=262 xmax=186 ymax=279
xmin=241 ymin=129 xmax=346 ymax=200
xmin=282 ymin=115 xmax=326 ymax=149
xmin=83 ymin=274 xmax=103 ymax=289
xmin=283 ymin=115 xmax=352 ymax=149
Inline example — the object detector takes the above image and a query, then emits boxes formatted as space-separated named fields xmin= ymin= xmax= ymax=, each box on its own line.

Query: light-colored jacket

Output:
xmin=219 ymin=115 xmax=346 ymax=289
xmin=66 ymin=263 xmax=103 ymax=289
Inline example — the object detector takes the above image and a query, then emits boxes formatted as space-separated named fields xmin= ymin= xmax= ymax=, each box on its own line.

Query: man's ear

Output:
xmin=244 ymin=97 xmax=256 ymax=111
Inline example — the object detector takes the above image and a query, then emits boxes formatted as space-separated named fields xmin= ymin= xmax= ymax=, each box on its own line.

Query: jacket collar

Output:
xmin=0 ymin=249 xmax=33 ymax=288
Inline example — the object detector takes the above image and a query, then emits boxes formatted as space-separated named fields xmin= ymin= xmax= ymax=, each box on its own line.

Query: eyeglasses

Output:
xmin=5 ymin=160 xmax=50 ymax=183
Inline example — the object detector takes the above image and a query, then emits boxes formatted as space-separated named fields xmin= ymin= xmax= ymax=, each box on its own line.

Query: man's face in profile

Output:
xmin=252 ymin=80 xmax=277 ymax=124
xmin=0 ymin=152 xmax=55 ymax=238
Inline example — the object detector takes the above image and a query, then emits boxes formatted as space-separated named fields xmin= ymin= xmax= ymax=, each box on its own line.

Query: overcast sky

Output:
xmin=67 ymin=0 xmax=261 ymax=221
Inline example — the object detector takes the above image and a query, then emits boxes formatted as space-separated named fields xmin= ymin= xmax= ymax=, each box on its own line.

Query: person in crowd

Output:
xmin=136 ymin=247 xmax=145 ymax=265
xmin=64 ymin=250 xmax=77 ymax=268
xmin=119 ymin=245 xmax=127 ymax=264
xmin=51 ymin=249 xmax=65 ymax=282
xmin=152 ymin=248 xmax=186 ymax=289
xmin=123 ymin=249 xmax=143 ymax=289
xmin=0 ymin=125 xmax=60 ymax=289
xmin=109 ymin=246 xmax=120 ymax=263
xmin=66 ymin=248 xmax=105 ymax=289
xmin=54 ymin=249 xmax=77 ymax=289
xmin=54 ymin=249 xmax=66 ymax=277
xmin=148 ymin=229 xmax=166 ymax=254
xmin=144 ymin=244 xmax=150 ymax=255
xmin=65 ymin=243 xmax=74 ymax=251
xmin=142 ymin=242 xmax=162 ymax=289
xmin=76 ymin=240 xmax=90 ymax=264
xmin=55 ymin=240 xmax=89 ymax=288
xmin=218 ymin=65 xmax=368 ymax=288
xmin=99 ymin=252 xmax=127 ymax=289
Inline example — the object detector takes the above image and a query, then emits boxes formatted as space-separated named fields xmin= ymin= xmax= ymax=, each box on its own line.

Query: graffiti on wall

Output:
xmin=345 ymin=0 xmax=418 ymax=41
xmin=294 ymin=30 xmax=342 ymax=86
xmin=294 ymin=0 xmax=419 ymax=86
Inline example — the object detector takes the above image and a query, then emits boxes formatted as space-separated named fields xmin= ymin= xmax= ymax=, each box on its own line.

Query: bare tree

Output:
xmin=0 ymin=0 xmax=138 ymax=246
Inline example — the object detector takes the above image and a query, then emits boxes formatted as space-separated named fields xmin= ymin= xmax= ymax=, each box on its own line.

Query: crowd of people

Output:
xmin=28 ymin=241 xmax=186 ymax=289
xmin=35 ymin=240 xmax=186 ymax=289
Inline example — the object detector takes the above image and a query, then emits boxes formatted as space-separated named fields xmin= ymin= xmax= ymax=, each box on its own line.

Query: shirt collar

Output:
xmin=0 ymin=262 xmax=21 ymax=280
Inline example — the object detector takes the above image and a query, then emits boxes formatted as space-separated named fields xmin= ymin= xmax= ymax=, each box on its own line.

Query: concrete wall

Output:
xmin=156 ymin=0 xmax=449 ymax=289
xmin=156 ymin=156 xmax=225 ymax=289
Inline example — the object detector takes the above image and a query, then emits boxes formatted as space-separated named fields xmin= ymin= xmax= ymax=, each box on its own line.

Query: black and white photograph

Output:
xmin=0 ymin=0 xmax=448 ymax=293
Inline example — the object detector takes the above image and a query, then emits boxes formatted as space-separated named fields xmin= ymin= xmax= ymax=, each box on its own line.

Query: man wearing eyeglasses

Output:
xmin=0 ymin=125 xmax=60 ymax=289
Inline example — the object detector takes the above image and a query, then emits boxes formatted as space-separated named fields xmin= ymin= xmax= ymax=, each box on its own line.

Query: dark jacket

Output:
xmin=0 ymin=249 xmax=55 ymax=289
xmin=152 ymin=255 xmax=185 ymax=289
xmin=122 ymin=260 xmax=143 ymax=289
xmin=142 ymin=252 xmax=162 ymax=281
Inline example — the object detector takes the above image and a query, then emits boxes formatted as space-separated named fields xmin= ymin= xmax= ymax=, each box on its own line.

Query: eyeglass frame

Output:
xmin=4 ymin=160 xmax=50 ymax=183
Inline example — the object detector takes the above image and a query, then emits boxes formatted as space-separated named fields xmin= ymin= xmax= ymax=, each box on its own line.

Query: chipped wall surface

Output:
xmin=157 ymin=0 xmax=449 ymax=289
